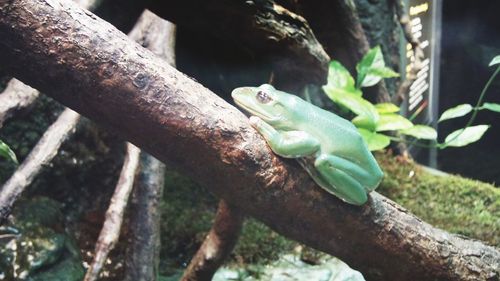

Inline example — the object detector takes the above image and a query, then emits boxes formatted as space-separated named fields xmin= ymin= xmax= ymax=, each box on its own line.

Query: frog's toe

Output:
xmin=314 ymin=155 xmax=368 ymax=205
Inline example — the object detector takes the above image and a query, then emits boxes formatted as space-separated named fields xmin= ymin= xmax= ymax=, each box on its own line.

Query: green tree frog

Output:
xmin=232 ymin=84 xmax=383 ymax=205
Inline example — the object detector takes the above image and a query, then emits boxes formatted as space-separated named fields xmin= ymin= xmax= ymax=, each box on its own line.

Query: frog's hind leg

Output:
xmin=296 ymin=157 xmax=331 ymax=189
xmin=314 ymin=154 xmax=368 ymax=205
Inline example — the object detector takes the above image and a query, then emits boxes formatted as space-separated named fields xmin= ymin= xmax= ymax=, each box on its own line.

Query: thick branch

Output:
xmin=181 ymin=200 xmax=244 ymax=281
xmin=0 ymin=108 xmax=80 ymax=222
xmin=0 ymin=0 xmax=99 ymax=129
xmin=147 ymin=0 xmax=330 ymax=86
xmin=0 ymin=1 xmax=498 ymax=280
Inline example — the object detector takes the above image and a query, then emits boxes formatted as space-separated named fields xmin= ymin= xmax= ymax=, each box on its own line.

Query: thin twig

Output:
xmin=0 ymin=108 xmax=80 ymax=223
xmin=83 ymin=143 xmax=141 ymax=281
xmin=181 ymin=200 xmax=244 ymax=281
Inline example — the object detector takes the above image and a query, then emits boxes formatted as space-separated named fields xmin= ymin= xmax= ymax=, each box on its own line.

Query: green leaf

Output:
xmin=367 ymin=66 xmax=400 ymax=79
xmin=438 ymin=104 xmax=473 ymax=122
xmin=0 ymin=140 xmax=18 ymax=164
xmin=358 ymin=128 xmax=391 ymax=151
xmin=326 ymin=61 xmax=360 ymax=95
xmin=443 ymin=125 xmax=490 ymax=147
xmin=352 ymin=115 xmax=376 ymax=131
xmin=489 ymin=55 xmax=500 ymax=67
xmin=481 ymin=102 xmax=500 ymax=113
xmin=400 ymin=125 xmax=437 ymax=140
xmin=323 ymin=86 xmax=379 ymax=127
xmin=375 ymin=103 xmax=400 ymax=114
xmin=376 ymin=114 xmax=413 ymax=132
xmin=356 ymin=46 xmax=398 ymax=88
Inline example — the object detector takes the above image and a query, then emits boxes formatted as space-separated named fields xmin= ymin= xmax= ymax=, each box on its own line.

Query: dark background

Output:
xmin=437 ymin=0 xmax=500 ymax=185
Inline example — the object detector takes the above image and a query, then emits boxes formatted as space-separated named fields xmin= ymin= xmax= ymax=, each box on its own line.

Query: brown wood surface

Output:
xmin=0 ymin=1 xmax=498 ymax=280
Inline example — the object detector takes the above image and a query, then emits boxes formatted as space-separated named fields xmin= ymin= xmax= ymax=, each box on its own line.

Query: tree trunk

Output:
xmin=0 ymin=1 xmax=498 ymax=280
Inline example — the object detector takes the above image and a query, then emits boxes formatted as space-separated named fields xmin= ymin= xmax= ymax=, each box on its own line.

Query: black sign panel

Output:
xmin=402 ymin=0 xmax=441 ymax=125
xmin=402 ymin=0 xmax=442 ymax=166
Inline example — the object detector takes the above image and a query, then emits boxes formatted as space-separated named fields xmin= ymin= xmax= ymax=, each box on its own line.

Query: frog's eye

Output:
xmin=256 ymin=91 xmax=272 ymax=104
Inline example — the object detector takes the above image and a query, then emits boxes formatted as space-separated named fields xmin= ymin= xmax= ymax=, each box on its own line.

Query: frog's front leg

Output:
xmin=314 ymin=154 xmax=368 ymax=205
xmin=249 ymin=116 xmax=320 ymax=158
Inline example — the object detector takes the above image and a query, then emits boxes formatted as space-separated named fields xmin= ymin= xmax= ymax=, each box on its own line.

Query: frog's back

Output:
xmin=297 ymin=102 xmax=369 ymax=159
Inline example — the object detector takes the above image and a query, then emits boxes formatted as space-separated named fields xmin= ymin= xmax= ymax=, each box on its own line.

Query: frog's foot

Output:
xmin=314 ymin=154 xmax=370 ymax=205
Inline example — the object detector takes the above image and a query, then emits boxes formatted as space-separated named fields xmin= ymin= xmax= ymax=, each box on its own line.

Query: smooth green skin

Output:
xmin=232 ymin=84 xmax=383 ymax=205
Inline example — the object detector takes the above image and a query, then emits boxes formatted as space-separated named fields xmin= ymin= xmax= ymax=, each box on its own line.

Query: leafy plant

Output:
xmin=0 ymin=139 xmax=17 ymax=164
xmin=322 ymin=47 xmax=500 ymax=151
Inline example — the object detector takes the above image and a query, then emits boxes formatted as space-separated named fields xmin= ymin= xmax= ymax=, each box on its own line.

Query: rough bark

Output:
xmin=0 ymin=0 xmax=98 ymax=129
xmin=0 ymin=108 xmax=80 ymax=223
xmin=0 ymin=79 xmax=39 ymax=128
xmin=124 ymin=152 xmax=165 ymax=281
xmin=84 ymin=143 xmax=141 ymax=281
xmin=147 ymin=0 xmax=330 ymax=87
xmin=0 ymin=1 xmax=498 ymax=280
xmin=181 ymin=200 xmax=244 ymax=281
xmin=123 ymin=10 xmax=173 ymax=281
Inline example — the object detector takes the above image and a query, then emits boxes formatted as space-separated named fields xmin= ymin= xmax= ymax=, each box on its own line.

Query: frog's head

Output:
xmin=232 ymin=84 xmax=298 ymax=129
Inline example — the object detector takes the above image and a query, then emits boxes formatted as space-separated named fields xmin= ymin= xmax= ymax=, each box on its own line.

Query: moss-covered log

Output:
xmin=0 ymin=1 xmax=498 ymax=280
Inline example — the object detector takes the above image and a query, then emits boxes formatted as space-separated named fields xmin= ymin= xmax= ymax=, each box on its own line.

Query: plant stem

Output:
xmin=438 ymin=64 xmax=500 ymax=148
xmin=386 ymin=135 xmax=437 ymax=149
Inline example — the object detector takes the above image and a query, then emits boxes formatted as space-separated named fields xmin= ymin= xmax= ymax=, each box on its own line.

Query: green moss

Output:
xmin=159 ymin=170 xmax=217 ymax=272
xmin=376 ymin=152 xmax=500 ymax=247
xmin=234 ymin=219 xmax=295 ymax=265
xmin=159 ymin=170 xmax=295 ymax=273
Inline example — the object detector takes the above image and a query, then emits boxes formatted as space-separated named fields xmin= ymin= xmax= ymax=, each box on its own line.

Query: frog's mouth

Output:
xmin=233 ymin=99 xmax=275 ymax=120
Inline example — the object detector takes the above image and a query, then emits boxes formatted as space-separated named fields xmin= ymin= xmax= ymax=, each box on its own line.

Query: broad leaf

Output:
xmin=367 ymin=66 xmax=400 ymax=79
xmin=375 ymin=103 xmax=400 ymax=114
xmin=438 ymin=104 xmax=473 ymax=122
xmin=489 ymin=55 xmax=500 ymax=67
xmin=376 ymin=114 xmax=413 ymax=132
xmin=481 ymin=102 xmax=500 ymax=113
xmin=400 ymin=125 xmax=437 ymax=140
xmin=0 ymin=140 xmax=18 ymax=164
xmin=326 ymin=61 xmax=360 ymax=95
xmin=323 ymin=86 xmax=379 ymax=128
xmin=443 ymin=125 xmax=490 ymax=147
xmin=356 ymin=46 xmax=398 ymax=88
xmin=352 ymin=115 xmax=376 ymax=131
xmin=358 ymin=128 xmax=391 ymax=151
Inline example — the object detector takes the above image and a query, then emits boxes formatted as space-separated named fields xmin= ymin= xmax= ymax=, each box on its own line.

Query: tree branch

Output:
xmin=0 ymin=79 xmax=39 ymax=128
xmin=0 ymin=0 xmax=99 ymax=129
xmin=0 ymin=1 xmax=498 ymax=280
xmin=124 ymin=152 xmax=165 ymax=281
xmin=147 ymin=0 xmax=330 ymax=87
xmin=84 ymin=143 xmax=141 ymax=281
xmin=181 ymin=200 xmax=244 ymax=281
xmin=0 ymin=108 xmax=80 ymax=222
xmin=122 ymin=10 xmax=173 ymax=281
